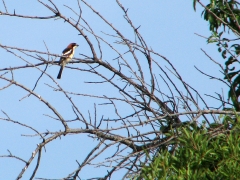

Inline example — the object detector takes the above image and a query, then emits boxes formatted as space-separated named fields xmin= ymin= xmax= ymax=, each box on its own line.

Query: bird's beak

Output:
xmin=76 ymin=44 xmax=79 ymax=47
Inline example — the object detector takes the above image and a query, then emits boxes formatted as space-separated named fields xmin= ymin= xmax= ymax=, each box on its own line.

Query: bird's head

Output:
xmin=68 ymin=43 xmax=79 ymax=49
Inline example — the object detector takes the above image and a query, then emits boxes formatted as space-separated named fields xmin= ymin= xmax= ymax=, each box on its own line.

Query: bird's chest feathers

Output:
xmin=68 ymin=46 xmax=77 ymax=58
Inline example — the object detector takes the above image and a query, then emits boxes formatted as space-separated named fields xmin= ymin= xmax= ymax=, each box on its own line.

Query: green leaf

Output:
xmin=219 ymin=31 xmax=223 ymax=37
xmin=193 ymin=0 xmax=197 ymax=11
xmin=222 ymin=50 xmax=227 ymax=59
xmin=225 ymin=71 xmax=238 ymax=80
xmin=232 ymin=74 xmax=240 ymax=87
xmin=222 ymin=38 xmax=229 ymax=41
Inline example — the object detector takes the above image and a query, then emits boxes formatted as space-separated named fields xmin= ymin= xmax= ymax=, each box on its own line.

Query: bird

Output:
xmin=57 ymin=43 xmax=79 ymax=79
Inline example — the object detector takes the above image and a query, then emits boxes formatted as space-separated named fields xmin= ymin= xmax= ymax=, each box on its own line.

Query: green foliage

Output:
xmin=196 ymin=0 xmax=240 ymax=110
xmin=201 ymin=0 xmax=240 ymax=33
xmin=138 ymin=121 xmax=240 ymax=180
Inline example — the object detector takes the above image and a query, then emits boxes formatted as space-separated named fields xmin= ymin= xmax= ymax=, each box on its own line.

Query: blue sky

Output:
xmin=0 ymin=0 xmax=229 ymax=179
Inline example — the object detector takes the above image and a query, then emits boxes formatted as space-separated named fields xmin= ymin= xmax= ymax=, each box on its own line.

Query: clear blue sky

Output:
xmin=0 ymin=0 xmax=229 ymax=179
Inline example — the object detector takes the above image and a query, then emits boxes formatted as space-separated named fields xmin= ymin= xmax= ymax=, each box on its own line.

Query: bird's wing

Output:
xmin=62 ymin=48 xmax=73 ymax=57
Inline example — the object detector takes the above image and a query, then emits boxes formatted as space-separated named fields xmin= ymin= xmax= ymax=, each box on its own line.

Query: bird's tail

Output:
xmin=57 ymin=66 xmax=64 ymax=79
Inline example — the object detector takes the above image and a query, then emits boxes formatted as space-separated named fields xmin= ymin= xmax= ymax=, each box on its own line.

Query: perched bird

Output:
xmin=57 ymin=43 xmax=79 ymax=79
